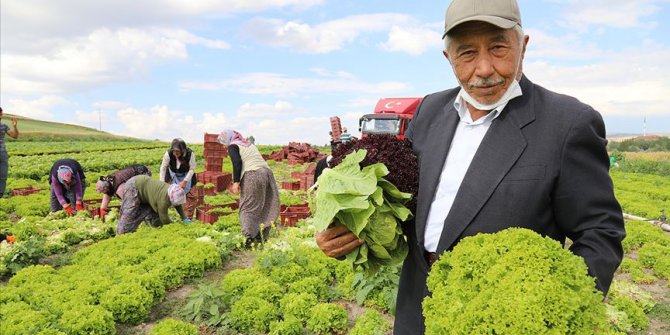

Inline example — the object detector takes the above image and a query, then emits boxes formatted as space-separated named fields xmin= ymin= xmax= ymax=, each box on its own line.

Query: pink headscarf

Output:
xmin=217 ymin=129 xmax=251 ymax=147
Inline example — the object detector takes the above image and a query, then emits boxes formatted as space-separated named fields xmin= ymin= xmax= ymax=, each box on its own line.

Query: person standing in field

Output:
xmin=159 ymin=138 xmax=197 ymax=222
xmin=95 ymin=164 xmax=152 ymax=220
xmin=0 ymin=107 xmax=19 ymax=198
xmin=116 ymin=175 xmax=186 ymax=235
xmin=217 ymin=129 xmax=280 ymax=247
xmin=49 ymin=158 xmax=86 ymax=215
xmin=316 ymin=0 xmax=625 ymax=333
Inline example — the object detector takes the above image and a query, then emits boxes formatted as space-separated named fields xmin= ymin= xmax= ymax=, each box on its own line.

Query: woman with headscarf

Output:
xmin=159 ymin=138 xmax=197 ymax=222
xmin=116 ymin=175 xmax=186 ymax=235
xmin=217 ymin=129 xmax=280 ymax=246
xmin=95 ymin=164 xmax=152 ymax=220
xmin=49 ymin=158 xmax=86 ymax=214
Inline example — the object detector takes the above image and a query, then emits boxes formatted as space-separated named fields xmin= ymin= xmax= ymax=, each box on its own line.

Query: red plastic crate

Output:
xmin=204 ymin=148 xmax=228 ymax=158
xmin=204 ymin=142 xmax=225 ymax=150
xmin=280 ymin=206 xmax=311 ymax=227
xmin=204 ymin=133 xmax=219 ymax=143
xmin=303 ymin=163 xmax=316 ymax=175
xmin=195 ymin=204 xmax=235 ymax=224
xmin=10 ymin=187 xmax=42 ymax=196
xmin=281 ymin=181 xmax=301 ymax=191
xmin=205 ymin=163 xmax=222 ymax=172
xmin=300 ymin=175 xmax=315 ymax=191
xmin=214 ymin=173 xmax=232 ymax=192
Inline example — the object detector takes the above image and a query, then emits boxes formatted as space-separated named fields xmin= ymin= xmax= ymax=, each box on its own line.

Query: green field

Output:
xmin=3 ymin=113 xmax=138 ymax=141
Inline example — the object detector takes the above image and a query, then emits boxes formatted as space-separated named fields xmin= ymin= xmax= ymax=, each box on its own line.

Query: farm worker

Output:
xmin=0 ymin=107 xmax=19 ymax=198
xmin=116 ymin=175 xmax=186 ymax=235
xmin=315 ymin=0 xmax=625 ymax=333
xmin=49 ymin=159 xmax=86 ymax=215
xmin=217 ymin=129 xmax=280 ymax=247
xmin=159 ymin=138 xmax=197 ymax=222
xmin=95 ymin=164 xmax=152 ymax=220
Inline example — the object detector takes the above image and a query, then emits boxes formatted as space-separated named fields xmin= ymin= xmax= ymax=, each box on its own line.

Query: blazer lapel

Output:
xmin=415 ymin=101 xmax=459 ymax=247
xmin=435 ymin=77 xmax=535 ymax=253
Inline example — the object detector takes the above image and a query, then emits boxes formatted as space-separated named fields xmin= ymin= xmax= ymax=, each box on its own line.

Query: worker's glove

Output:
xmin=75 ymin=202 xmax=84 ymax=211
xmin=99 ymin=207 xmax=107 ymax=220
xmin=63 ymin=204 xmax=75 ymax=215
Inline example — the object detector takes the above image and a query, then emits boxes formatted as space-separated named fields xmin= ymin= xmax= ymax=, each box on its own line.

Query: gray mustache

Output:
xmin=468 ymin=78 xmax=504 ymax=88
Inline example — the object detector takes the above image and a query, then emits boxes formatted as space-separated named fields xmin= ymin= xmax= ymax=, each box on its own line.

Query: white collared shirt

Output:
xmin=423 ymin=91 xmax=508 ymax=252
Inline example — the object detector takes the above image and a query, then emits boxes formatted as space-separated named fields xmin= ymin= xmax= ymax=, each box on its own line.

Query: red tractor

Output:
xmin=359 ymin=97 xmax=423 ymax=140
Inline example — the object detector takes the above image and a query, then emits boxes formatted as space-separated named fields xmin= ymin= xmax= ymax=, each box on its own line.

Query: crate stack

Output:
xmin=196 ymin=133 xmax=233 ymax=194
xmin=330 ymin=116 xmax=342 ymax=143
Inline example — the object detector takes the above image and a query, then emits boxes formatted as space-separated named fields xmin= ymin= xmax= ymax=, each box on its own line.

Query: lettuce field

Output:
xmin=1 ymin=139 xmax=669 ymax=335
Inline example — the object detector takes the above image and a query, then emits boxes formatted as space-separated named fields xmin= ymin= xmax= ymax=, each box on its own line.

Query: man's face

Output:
xmin=444 ymin=21 xmax=527 ymax=105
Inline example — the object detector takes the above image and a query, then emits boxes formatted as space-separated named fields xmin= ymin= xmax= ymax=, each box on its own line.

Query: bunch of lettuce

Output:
xmin=313 ymin=149 xmax=413 ymax=273
xmin=423 ymin=228 xmax=609 ymax=335
xmin=331 ymin=134 xmax=418 ymax=213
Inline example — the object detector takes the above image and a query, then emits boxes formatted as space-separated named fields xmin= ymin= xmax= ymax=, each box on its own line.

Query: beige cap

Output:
xmin=443 ymin=0 xmax=521 ymax=38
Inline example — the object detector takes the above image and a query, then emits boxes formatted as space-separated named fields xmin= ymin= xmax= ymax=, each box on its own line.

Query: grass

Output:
xmin=4 ymin=113 xmax=137 ymax=141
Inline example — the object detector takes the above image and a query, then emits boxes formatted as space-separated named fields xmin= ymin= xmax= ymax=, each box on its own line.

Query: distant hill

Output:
xmin=2 ymin=113 xmax=142 ymax=142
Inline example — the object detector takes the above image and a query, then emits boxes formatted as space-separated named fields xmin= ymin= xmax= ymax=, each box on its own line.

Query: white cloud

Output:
xmin=97 ymin=100 xmax=369 ymax=145
xmin=1 ymin=28 xmax=221 ymax=96
xmin=181 ymin=72 xmax=409 ymax=97
xmin=380 ymin=25 xmax=443 ymax=55
xmin=116 ymin=105 xmax=181 ymax=139
xmin=244 ymin=13 xmax=418 ymax=53
xmin=3 ymin=96 xmax=71 ymax=120
xmin=524 ymin=47 xmax=670 ymax=117
xmin=92 ymin=101 xmax=131 ymax=111
xmin=524 ymin=28 xmax=605 ymax=61
xmin=559 ymin=0 xmax=663 ymax=29
xmin=0 ymin=0 xmax=324 ymax=48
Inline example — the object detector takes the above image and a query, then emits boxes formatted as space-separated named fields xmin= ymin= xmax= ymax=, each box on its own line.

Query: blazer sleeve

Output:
xmin=553 ymin=106 xmax=625 ymax=294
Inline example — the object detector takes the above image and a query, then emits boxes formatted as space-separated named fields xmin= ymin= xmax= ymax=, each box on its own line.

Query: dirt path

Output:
xmin=116 ymin=249 xmax=257 ymax=335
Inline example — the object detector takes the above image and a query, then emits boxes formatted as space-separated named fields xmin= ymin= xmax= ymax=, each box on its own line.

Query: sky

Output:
xmin=1 ymin=0 xmax=669 ymax=145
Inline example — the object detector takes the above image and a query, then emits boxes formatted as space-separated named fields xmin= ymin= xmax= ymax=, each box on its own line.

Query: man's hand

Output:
xmin=11 ymin=117 xmax=17 ymax=127
xmin=99 ymin=207 xmax=107 ymax=220
xmin=230 ymin=182 xmax=240 ymax=194
xmin=63 ymin=204 xmax=75 ymax=215
xmin=179 ymin=180 xmax=188 ymax=189
xmin=75 ymin=202 xmax=84 ymax=211
xmin=315 ymin=223 xmax=364 ymax=259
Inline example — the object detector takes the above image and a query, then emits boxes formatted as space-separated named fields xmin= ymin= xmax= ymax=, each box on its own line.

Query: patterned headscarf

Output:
xmin=95 ymin=179 xmax=111 ymax=193
xmin=217 ymin=129 xmax=251 ymax=147
xmin=57 ymin=166 xmax=74 ymax=184
xmin=167 ymin=184 xmax=186 ymax=206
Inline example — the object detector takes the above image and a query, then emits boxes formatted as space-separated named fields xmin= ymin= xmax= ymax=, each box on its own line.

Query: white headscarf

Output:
xmin=217 ymin=129 xmax=251 ymax=147
xmin=167 ymin=184 xmax=186 ymax=206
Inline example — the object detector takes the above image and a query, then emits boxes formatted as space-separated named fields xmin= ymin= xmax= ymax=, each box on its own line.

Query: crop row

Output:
xmin=611 ymin=171 xmax=670 ymax=219
xmin=7 ymin=141 xmax=168 ymax=156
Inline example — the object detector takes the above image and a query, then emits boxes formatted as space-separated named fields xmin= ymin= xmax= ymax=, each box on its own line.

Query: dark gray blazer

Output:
xmin=393 ymin=76 xmax=625 ymax=334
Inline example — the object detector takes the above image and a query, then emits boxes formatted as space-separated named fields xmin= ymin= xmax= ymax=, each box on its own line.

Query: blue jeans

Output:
xmin=0 ymin=150 xmax=8 ymax=197
xmin=169 ymin=171 xmax=192 ymax=193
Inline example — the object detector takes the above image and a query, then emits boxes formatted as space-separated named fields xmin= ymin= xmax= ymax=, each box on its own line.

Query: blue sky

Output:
xmin=1 ymin=0 xmax=669 ymax=145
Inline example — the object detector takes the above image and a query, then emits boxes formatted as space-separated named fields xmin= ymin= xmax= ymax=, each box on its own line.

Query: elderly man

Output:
xmin=316 ymin=0 xmax=625 ymax=333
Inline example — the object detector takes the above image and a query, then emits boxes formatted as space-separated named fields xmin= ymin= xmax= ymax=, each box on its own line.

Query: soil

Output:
xmin=116 ymin=249 xmax=258 ymax=335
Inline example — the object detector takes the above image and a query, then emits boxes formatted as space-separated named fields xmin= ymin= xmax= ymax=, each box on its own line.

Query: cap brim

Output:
xmin=443 ymin=15 xmax=517 ymax=38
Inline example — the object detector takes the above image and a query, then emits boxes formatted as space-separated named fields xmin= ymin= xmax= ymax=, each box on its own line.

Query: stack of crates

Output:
xmin=330 ymin=116 xmax=342 ymax=143
xmin=203 ymin=133 xmax=227 ymax=172
xmin=196 ymin=133 xmax=233 ymax=193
